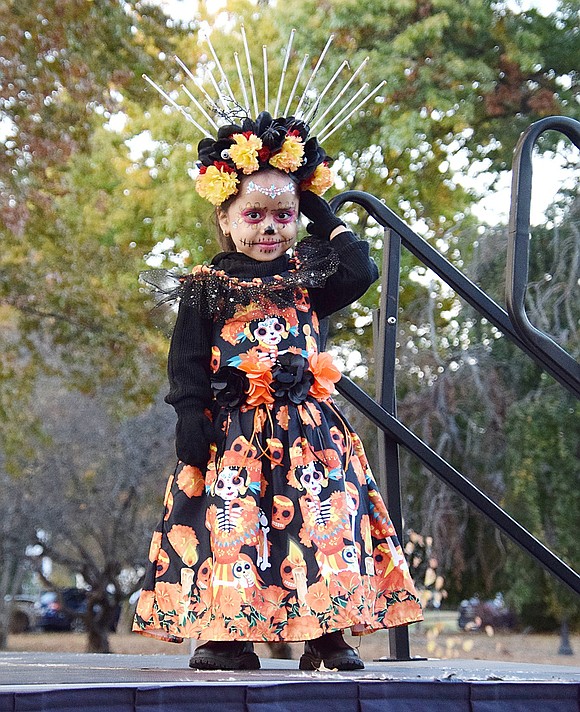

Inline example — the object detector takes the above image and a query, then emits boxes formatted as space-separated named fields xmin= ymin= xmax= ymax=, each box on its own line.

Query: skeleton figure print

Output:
xmin=134 ymin=242 xmax=422 ymax=644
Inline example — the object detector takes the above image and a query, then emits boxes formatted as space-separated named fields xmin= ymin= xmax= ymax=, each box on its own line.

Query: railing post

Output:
xmin=373 ymin=227 xmax=411 ymax=661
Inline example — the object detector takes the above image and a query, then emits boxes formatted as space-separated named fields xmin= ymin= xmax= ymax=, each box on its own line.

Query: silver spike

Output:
xmin=263 ymin=45 xmax=269 ymax=113
xmin=274 ymin=28 xmax=295 ymax=118
xmin=318 ymin=80 xmax=386 ymax=141
xmin=316 ymin=82 xmax=369 ymax=136
xmin=310 ymin=57 xmax=369 ymax=131
xmin=284 ymin=53 xmax=309 ymax=116
xmin=180 ymin=84 xmax=220 ymax=132
xmin=204 ymin=33 xmax=236 ymax=104
xmin=295 ymin=34 xmax=334 ymax=118
xmin=175 ymin=55 xmax=218 ymax=114
xmin=205 ymin=63 xmax=229 ymax=111
xmin=234 ymin=52 xmax=251 ymax=114
xmin=303 ymin=59 xmax=348 ymax=124
xmin=142 ymin=74 xmax=213 ymax=137
xmin=241 ymin=25 xmax=259 ymax=116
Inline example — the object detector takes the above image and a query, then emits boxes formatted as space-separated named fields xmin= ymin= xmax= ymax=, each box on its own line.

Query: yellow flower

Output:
xmin=301 ymin=163 xmax=333 ymax=196
xmin=229 ymin=132 xmax=262 ymax=174
xmin=195 ymin=165 xmax=239 ymax=206
xmin=269 ymin=134 xmax=305 ymax=172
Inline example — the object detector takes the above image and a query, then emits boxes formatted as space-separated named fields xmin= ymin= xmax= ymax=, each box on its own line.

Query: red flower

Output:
xmin=213 ymin=160 xmax=236 ymax=173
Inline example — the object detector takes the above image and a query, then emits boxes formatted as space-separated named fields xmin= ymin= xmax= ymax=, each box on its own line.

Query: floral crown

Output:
xmin=143 ymin=28 xmax=385 ymax=206
xmin=195 ymin=111 xmax=332 ymax=205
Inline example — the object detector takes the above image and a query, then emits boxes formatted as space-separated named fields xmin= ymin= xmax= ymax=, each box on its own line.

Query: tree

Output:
xmin=31 ymin=380 xmax=175 ymax=652
xmin=1 ymin=0 xmax=577 ymax=633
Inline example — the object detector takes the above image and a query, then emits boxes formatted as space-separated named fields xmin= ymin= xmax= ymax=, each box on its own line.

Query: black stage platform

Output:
xmin=0 ymin=652 xmax=578 ymax=711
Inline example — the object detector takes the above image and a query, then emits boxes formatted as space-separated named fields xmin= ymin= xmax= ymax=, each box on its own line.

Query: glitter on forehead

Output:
xmin=245 ymin=180 xmax=296 ymax=199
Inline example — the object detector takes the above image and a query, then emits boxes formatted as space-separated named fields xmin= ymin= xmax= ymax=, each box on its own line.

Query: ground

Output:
xmin=5 ymin=611 xmax=579 ymax=667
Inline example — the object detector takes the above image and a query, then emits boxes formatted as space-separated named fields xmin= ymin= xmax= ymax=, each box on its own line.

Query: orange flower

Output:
xmin=308 ymin=352 xmax=341 ymax=400
xmin=177 ymin=465 xmax=205 ymax=498
xmin=135 ymin=589 xmax=155 ymax=621
xmin=305 ymin=581 xmax=332 ymax=613
xmin=298 ymin=402 xmax=322 ymax=428
xmin=286 ymin=613 xmax=322 ymax=641
xmin=167 ymin=524 xmax=199 ymax=566
xmin=155 ymin=581 xmax=182 ymax=613
xmin=148 ymin=531 xmax=162 ymax=563
xmin=238 ymin=357 xmax=274 ymax=406
xmin=300 ymin=163 xmax=334 ymax=196
xmin=269 ymin=134 xmax=305 ymax=172
xmin=218 ymin=587 xmax=243 ymax=618
xmin=276 ymin=404 xmax=290 ymax=430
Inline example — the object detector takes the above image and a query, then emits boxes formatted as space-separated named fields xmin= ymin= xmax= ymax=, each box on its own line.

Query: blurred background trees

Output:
xmin=0 ymin=0 xmax=578 ymax=650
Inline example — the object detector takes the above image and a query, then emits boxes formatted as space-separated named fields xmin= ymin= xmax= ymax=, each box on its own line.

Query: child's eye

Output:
xmin=242 ymin=210 xmax=264 ymax=223
xmin=275 ymin=210 xmax=296 ymax=223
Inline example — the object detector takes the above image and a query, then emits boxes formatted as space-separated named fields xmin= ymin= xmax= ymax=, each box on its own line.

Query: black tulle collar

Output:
xmin=211 ymin=251 xmax=290 ymax=279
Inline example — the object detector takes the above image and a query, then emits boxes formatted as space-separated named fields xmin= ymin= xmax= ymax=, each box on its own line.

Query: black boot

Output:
xmin=189 ymin=641 xmax=260 ymax=670
xmin=299 ymin=631 xmax=364 ymax=671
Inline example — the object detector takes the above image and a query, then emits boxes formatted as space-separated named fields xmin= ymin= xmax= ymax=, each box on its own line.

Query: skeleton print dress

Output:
xmin=134 ymin=233 xmax=422 ymax=643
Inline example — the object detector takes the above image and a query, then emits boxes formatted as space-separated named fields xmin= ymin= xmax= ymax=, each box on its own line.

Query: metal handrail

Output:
xmin=336 ymin=376 xmax=580 ymax=596
xmin=327 ymin=120 xmax=579 ymax=659
xmin=507 ymin=115 xmax=580 ymax=398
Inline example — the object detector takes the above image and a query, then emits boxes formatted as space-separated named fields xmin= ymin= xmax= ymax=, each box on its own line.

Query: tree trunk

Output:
xmin=558 ymin=618 xmax=574 ymax=656
xmin=86 ymin=626 xmax=110 ymax=654
xmin=84 ymin=591 xmax=116 ymax=653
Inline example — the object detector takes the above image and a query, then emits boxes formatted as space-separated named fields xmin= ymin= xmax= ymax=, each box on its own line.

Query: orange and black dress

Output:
xmin=133 ymin=232 xmax=422 ymax=643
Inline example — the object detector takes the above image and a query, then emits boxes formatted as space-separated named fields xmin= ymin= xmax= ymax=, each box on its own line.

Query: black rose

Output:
xmin=272 ymin=353 xmax=313 ymax=404
xmin=293 ymin=137 xmax=330 ymax=182
xmin=211 ymin=367 xmax=249 ymax=409
xmin=197 ymin=136 xmax=236 ymax=168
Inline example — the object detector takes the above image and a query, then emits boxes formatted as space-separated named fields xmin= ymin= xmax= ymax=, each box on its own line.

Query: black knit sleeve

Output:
xmin=308 ymin=231 xmax=379 ymax=319
xmin=164 ymin=299 xmax=213 ymax=413
xmin=164 ymin=296 xmax=215 ymax=467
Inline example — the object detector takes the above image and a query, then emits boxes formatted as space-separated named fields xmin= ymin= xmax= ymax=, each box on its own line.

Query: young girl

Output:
xmin=133 ymin=111 xmax=422 ymax=670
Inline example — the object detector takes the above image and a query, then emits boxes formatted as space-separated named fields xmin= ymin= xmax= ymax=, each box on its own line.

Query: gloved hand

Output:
xmin=299 ymin=191 xmax=346 ymax=240
xmin=175 ymin=407 xmax=215 ymax=468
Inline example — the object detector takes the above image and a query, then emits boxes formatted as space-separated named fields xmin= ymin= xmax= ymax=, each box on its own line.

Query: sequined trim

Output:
xmin=141 ymin=237 xmax=340 ymax=319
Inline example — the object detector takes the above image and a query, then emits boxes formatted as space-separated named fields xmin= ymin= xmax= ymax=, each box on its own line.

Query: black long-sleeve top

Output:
xmin=164 ymin=231 xmax=378 ymax=461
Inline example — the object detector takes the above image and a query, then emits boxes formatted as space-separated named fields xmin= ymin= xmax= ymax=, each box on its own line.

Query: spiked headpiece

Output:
xmin=144 ymin=29 xmax=385 ymax=206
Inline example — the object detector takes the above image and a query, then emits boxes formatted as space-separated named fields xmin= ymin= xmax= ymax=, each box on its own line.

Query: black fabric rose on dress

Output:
xmin=272 ymin=353 xmax=314 ymax=404
xmin=211 ymin=367 xmax=249 ymax=409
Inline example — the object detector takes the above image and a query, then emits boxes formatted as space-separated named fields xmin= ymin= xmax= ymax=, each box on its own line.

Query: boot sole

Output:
xmin=298 ymin=652 xmax=365 ymax=671
xmin=189 ymin=652 xmax=261 ymax=671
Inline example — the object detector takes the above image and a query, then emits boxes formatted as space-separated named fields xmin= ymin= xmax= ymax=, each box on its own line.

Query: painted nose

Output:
xmin=264 ymin=224 xmax=275 ymax=235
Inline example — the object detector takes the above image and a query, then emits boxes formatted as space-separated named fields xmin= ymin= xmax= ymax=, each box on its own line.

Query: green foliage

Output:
xmin=0 ymin=0 xmax=577 ymax=621
xmin=504 ymin=386 xmax=580 ymax=628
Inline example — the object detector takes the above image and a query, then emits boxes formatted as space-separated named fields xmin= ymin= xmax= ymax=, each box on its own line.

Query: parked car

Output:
xmin=35 ymin=588 xmax=121 ymax=632
xmin=5 ymin=595 xmax=37 ymax=633
xmin=35 ymin=588 xmax=88 ymax=632
xmin=458 ymin=593 xmax=516 ymax=631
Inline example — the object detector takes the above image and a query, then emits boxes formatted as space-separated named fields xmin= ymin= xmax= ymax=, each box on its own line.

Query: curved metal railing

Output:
xmin=328 ymin=117 xmax=579 ymax=658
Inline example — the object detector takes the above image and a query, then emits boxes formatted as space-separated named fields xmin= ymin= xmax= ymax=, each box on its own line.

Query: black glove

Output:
xmin=299 ymin=191 xmax=346 ymax=240
xmin=175 ymin=406 xmax=215 ymax=468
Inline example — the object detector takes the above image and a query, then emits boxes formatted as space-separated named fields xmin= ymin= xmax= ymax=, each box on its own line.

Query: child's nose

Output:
xmin=263 ymin=224 xmax=276 ymax=235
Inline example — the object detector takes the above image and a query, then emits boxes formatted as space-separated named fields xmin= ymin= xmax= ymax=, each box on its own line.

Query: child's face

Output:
xmin=218 ymin=170 xmax=299 ymax=261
